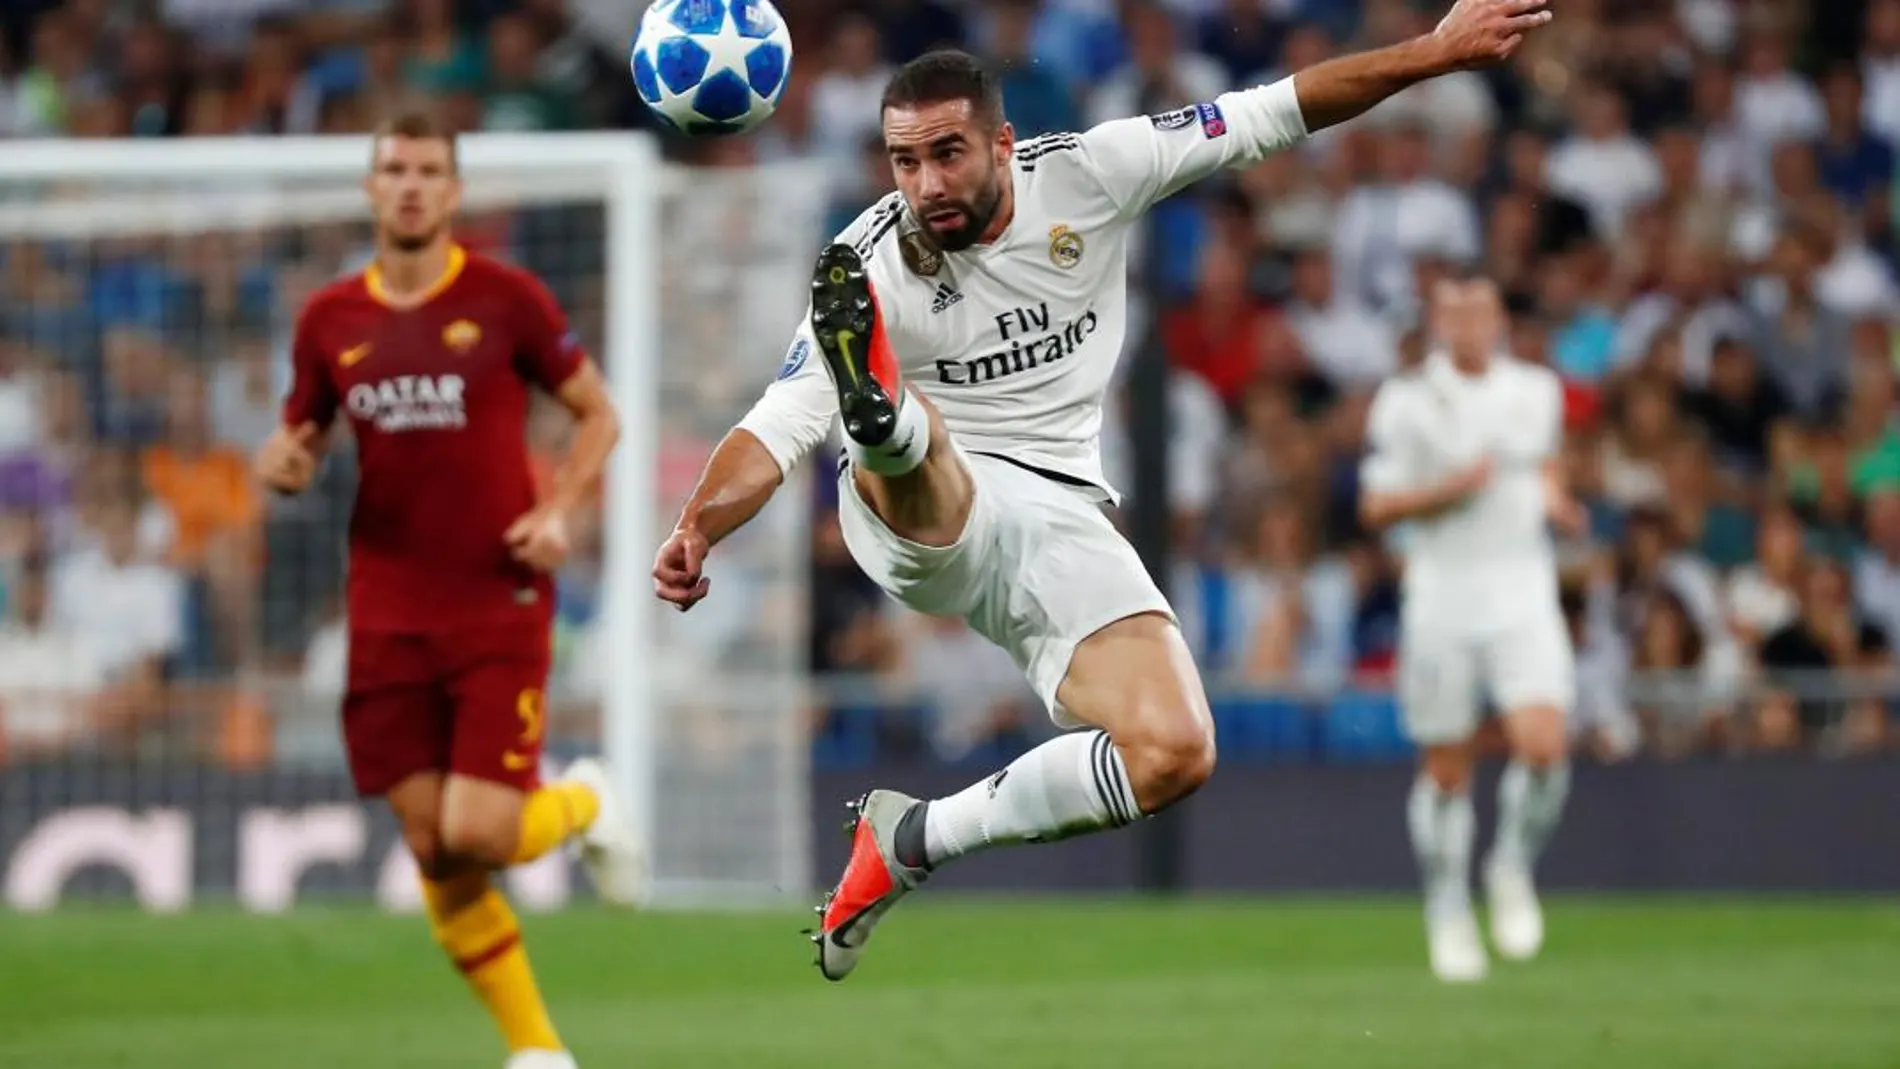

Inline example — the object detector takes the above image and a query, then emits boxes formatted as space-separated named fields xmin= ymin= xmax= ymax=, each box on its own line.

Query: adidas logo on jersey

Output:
xmin=929 ymin=283 xmax=964 ymax=314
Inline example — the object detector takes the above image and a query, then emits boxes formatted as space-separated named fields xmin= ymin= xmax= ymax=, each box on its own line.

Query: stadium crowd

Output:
xmin=1 ymin=0 xmax=1898 ymax=769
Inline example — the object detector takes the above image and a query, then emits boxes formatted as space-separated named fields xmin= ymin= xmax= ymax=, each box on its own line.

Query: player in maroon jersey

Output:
xmin=254 ymin=111 xmax=639 ymax=1069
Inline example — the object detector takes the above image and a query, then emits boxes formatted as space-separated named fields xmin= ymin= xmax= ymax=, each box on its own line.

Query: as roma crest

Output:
xmin=900 ymin=231 xmax=943 ymax=277
xmin=442 ymin=319 xmax=482 ymax=353
xmin=1049 ymin=225 xmax=1084 ymax=270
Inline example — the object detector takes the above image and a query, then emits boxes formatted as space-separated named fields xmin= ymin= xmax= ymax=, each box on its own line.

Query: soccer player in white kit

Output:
xmin=653 ymin=0 xmax=1557 ymax=981
xmin=1359 ymin=275 xmax=1584 ymax=983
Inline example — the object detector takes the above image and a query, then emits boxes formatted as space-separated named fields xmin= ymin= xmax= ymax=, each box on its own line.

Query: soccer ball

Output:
xmin=630 ymin=0 xmax=792 ymax=136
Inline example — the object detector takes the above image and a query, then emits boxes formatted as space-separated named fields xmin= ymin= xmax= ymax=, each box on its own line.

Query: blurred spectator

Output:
xmin=986 ymin=0 xmax=1076 ymax=139
xmin=1546 ymin=79 xmax=1662 ymax=240
xmin=141 ymin=370 xmax=260 ymax=669
xmin=1331 ymin=122 xmax=1480 ymax=315
xmin=811 ymin=10 xmax=891 ymax=201
xmin=1852 ymin=488 xmax=1900 ymax=642
xmin=1682 ymin=338 xmax=1787 ymax=476
xmin=13 ymin=9 xmax=106 ymax=137
xmin=1862 ymin=0 xmax=1900 ymax=149
xmin=1815 ymin=62 xmax=1896 ymax=217
xmin=1283 ymin=243 xmax=1395 ymax=392
xmin=475 ymin=11 xmax=579 ymax=130
xmin=399 ymin=0 xmax=484 ymax=97
xmin=1746 ymin=229 xmax=1852 ymax=422
xmin=1085 ymin=0 xmax=1223 ymax=129
xmin=0 ymin=558 xmax=104 ymax=759
xmin=1725 ymin=505 xmax=1807 ymax=649
xmin=1164 ymin=238 xmax=1278 ymax=405
xmin=47 ymin=496 xmax=183 ymax=685
xmin=1733 ymin=28 xmax=1824 ymax=153
xmin=1222 ymin=503 xmax=1354 ymax=691
xmin=891 ymin=613 xmax=1038 ymax=762
xmin=1758 ymin=557 xmax=1891 ymax=753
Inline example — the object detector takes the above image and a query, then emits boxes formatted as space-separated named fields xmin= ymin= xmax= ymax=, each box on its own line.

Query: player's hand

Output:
xmin=653 ymin=526 xmax=712 ymax=612
xmin=505 ymin=505 xmax=571 ymax=572
xmin=1548 ymin=495 xmax=1588 ymax=537
xmin=1433 ymin=0 xmax=1552 ymax=69
xmin=256 ymin=422 xmax=323 ymax=495
xmin=1443 ymin=457 xmax=1494 ymax=503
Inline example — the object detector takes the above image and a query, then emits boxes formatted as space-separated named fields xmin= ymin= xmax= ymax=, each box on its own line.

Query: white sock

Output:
xmin=845 ymin=387 xmax=931 ymax=476
xmin=922 ymin=730 xmax=1141 ymax=867
xmin=1490 ymin=760 xmax=1571 ymax=872
xmin=1407 ymin=778 xmax=1475 ymax=920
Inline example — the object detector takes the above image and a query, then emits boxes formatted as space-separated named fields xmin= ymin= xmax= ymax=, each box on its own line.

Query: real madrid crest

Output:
xmin=442 ymin=319 xmax=482 ymax=353
xmin=1049 ymin=225 xmax=1084 ymax=270
xmin=899 ymin=231 xmax=943 ymax=277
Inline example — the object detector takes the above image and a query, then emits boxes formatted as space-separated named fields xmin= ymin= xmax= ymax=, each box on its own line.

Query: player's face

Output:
xmin=365 ymin=135 xmax=462 ymax=253
xmin=1430 ymin=280 xmax=1504 ymax=364
xmin=883 ymin=99 xmax=1013 ymax=252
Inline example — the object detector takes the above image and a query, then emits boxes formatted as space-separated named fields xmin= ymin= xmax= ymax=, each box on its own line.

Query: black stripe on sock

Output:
xmin=1091 ymin=732 xmax=1132 ymax=827
xmin=1104 ymin=738 xmax=1139 ymax=823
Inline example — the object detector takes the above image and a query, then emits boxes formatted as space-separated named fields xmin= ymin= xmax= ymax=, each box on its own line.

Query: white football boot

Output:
xmin=1426 ymin=907 xmax=1491 ymax=983
xmin=809 ymin=789 xmax=929 ymax=982
xmin=504 ymin=1049 xmax=577 ymax=1069
xmin=561 ymin=757 xmax=645 ymax=907
xmin=1485 ymin=860 xmax=1546 ymax=961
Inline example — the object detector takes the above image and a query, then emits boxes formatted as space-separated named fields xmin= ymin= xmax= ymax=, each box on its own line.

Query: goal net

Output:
xmin=0 ymin=134 xmax=826 ymax=912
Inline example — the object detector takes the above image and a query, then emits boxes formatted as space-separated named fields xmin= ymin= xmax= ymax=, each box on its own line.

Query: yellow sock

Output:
xmin=422 ymin=871 xmax=562 ymax=1054
xmin=511 ymin=781 xmax=602 ymax=865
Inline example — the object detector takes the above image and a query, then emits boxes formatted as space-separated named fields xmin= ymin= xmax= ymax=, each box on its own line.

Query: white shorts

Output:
xmin=836 ymin=450 xmax=1175 ymax=727
xmin=1396 ymin=604 xmax=1575 ymax=746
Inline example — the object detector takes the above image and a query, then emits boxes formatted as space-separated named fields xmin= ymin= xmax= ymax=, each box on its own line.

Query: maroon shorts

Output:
xmin=341 ymin=618 xmax=553 ymax=797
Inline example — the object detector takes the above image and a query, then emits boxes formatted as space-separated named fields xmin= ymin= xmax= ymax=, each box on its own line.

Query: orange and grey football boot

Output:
xmin=808 ymin=789 xmax=929 ymax=981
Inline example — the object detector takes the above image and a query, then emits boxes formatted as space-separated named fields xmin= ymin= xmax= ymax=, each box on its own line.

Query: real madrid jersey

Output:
xmin=737 ymin=80 xmax=1309 ymax=501
xmin=1360 ymin=351 xmax=1566 ymax=623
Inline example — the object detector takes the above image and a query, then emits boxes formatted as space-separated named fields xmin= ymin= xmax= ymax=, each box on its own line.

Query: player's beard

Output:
xmin=387 ymin=225 xmax=440 ymax=253
xmin=921 ymin=172 xmax=1004 ymax=253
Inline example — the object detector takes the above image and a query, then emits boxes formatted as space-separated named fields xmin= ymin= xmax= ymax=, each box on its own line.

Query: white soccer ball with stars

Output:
xmin=630 ymin=0 xmax=792 ymax=136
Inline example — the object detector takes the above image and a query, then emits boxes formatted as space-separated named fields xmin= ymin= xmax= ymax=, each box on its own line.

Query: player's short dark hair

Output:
xmin=371 ymin=108 xmax=459 ymax=172
xmin=881 ymin=50 xmax=1006 ymax=131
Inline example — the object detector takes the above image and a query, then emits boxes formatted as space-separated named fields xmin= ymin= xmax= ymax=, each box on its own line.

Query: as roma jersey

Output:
xmin=283 ymin=246 xmax=586 ymax=631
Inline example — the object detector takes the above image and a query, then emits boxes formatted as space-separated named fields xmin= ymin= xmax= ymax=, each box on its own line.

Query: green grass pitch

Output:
xmin=6 ymin=897 xmax=1899 ymax=1068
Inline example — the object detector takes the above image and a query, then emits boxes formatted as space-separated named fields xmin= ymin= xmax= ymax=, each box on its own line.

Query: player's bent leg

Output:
xmin=440 ymin=774 xmax=531 ymax=869
xmin=810 ymin=242 xmax=973 ymax=548
xmin=420 ymin=862 xmax=566 ymax=1061
xmin=386 ymin=770 xmax=454 ymax=876
xmin=443 ymin=632 xmax=646 ymax=905
xmin=811 ymin=614 xmax=1211 ymax=982
xmin=380 ymin=772 xmax=567 ymax=1062
xmin=1410 ymin=742 xmax=1486 ymax=983
xmin=1486 ymin=703 xmax=1571 ymax=962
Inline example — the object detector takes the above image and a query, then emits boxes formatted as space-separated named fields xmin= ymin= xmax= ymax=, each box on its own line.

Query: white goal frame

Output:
xmin=0 ymin=133 xmax=664 ymax=902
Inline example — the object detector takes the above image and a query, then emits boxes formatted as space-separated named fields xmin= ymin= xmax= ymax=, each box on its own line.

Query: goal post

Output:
xmin=0 ymin=132 xmax=821 ymax=911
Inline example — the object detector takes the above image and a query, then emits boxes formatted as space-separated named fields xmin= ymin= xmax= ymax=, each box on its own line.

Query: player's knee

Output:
xmin=1508 ymin=706 xmax=1569 ymax=768
xmin=400 ymin=821 xmax=454 ymax=879
xmin=438 ymin=814 xmax=519 ymax=870
xmin=1120 ymin=714 xmax=1216 ymax=810
xmin=1420 ymin=746 xmax=1475 ymax=794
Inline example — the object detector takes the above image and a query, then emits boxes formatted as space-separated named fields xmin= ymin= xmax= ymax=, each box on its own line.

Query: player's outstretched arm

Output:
xmin=1075 ymin=0 xmax=1548 ymax=220
xmin=254 ymin=421 xmax=329 ymax=495
xmin=507 ymin=361 xmax=621 ymax=572
xmin=1360 ymin=459 xmax=1493 ymax=530
xmin=657 ymin=324 xmax=838 ymax=611
xmin=1357 ymin=383 xmax=1493 ymax=530
xmin=1293 ymin=0 xmax=1551 ymax=132
xmin=654 ymin=429 xmax=785 ymax=611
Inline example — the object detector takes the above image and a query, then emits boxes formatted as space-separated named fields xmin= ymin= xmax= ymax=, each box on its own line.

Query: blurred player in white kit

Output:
xmin=655 ymin=0 xmax=1558 ymax=981
xmin=1359 ymin=275 xmax=1583 ymax=982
